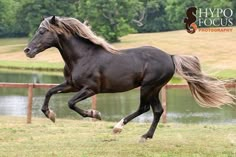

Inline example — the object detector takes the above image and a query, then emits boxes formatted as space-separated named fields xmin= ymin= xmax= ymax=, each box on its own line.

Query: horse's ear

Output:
xmin=41 ymin=16 xmax=46 ymax=21
xmin=50 ymin=16 xmax=58 ymax=25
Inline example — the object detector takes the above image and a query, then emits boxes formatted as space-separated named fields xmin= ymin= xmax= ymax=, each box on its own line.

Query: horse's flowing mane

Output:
xmin=40 ymin=17 xmax=118 ymax=53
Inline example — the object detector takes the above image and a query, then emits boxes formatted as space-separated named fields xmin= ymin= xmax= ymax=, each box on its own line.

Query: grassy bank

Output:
xmin=0 ymin=60 xmax=63 ymax=71
xmin=0 ymin=27 xmax=236 ymax=78
xmin=0 ymin=116 xmax=235 ymax=157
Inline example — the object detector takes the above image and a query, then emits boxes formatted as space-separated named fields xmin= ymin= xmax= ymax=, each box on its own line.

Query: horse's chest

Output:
xmin=71 ymin=69 xmax=97 ymax=86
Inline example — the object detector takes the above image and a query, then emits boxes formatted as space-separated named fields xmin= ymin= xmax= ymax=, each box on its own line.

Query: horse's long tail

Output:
xmin=172 ymin=55 xmax=235 ymax=107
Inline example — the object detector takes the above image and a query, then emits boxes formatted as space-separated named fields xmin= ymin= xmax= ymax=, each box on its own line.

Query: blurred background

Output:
xmin=1 ymin=0 xmax=236 ymax=41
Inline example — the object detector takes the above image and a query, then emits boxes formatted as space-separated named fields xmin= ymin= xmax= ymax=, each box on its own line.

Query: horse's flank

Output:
xmin=40 ymin=17 xmax=118 ymax=53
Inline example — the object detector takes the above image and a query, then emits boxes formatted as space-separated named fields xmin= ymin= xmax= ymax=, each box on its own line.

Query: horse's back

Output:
xmin=121 ymin=46 xmax=170 ymax=59
xmin=121 ymin=46 xmax=175 ymax=75
xmin=120 ymin=46 xmax=175 ymax=86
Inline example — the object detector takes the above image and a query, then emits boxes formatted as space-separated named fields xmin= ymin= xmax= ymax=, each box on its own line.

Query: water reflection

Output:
xmin=0 ymin=96 xmax=27 ymax=116
xmin=0 ymin=70 xmax=235 ymax=124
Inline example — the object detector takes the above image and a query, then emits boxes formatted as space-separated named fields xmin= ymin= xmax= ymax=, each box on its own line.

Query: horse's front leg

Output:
xmin=68 ymin=87 xmax=101 ymax=120
xmin=41 ymin=82 xmax=75 ymax=122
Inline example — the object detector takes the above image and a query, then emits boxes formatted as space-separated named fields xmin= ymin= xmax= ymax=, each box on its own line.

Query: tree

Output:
xmin=16 ymin=0 xmax=78 ymax=37
xmin=165 ymin=0 xmax=195 ymax=30
xmin=78 ymin=0 xmax=142 ymax=42
xmin=0 ymin=0 xmax=234 ymax=39
xmin=0 ymin=0 xmax=21 ymax=37
xmin=233 ymin=0 xmax=236 ymax=25
xmin=132 ymin=0 xmax=169 ymax=33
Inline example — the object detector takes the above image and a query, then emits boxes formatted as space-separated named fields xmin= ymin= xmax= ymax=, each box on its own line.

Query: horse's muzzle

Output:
xmin=24 ymin=47 xmax=31 ymax=53
xmin=24 ymin=47 xmax=36 ymax=58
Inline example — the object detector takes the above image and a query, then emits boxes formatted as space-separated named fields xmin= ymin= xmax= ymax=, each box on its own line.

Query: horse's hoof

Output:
xmin=139 ymin=134 xmax=152 ymax=143
xmin=113 ymin=119 xmax=124 ymax=134
xmin=113 ymin=127 xmax=122 ymax=134
xmin=87 ymin=109 xmax=102 ymax=120
xmin=139 ymin=137 xmax=147 ymax=143
xmin=48 ymin=110 xmax=56 ymax=123
xmin=94 ymin=111 xmax=102 ymax=120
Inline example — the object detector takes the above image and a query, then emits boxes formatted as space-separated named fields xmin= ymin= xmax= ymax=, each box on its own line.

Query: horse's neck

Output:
xmin=57 ymin=35 xmax=95 ymax=69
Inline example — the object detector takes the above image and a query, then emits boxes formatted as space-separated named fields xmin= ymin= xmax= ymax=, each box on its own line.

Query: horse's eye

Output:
xmin=39 ymin=29 xmax=45 ymax=35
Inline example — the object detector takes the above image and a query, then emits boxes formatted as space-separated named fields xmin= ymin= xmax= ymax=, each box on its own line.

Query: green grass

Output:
xmin=0 ymin=116 xmax=235 ymax=157
xmin=0 ymin=60 xmax=64 ymax=71
xmin=208 ymin=69 xmax=236 ymax=79
xmin=0 ymin=68 xmax=63 ymax=76
xmin=0 ymin=38 xmax=28 ymax=46
xmin=0 ymin=28 xmax=236 ymax=79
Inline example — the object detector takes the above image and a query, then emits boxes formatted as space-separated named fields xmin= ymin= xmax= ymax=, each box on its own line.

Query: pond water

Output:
xmin=0 ymin=70 xmax=235 ymax=124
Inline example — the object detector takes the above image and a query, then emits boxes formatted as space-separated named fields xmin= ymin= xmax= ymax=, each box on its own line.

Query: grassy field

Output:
xmin=0 ymin=116 xmax=235 ymax=157
xmin=0 ymin=27 xmax=236 ymax=78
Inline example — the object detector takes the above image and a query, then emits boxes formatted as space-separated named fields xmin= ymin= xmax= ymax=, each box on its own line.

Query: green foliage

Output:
xmin=0 ymin=0 xmax=235 ymax=41
xmin=78 ymin=0 xmax=141 ymax=42
xmin=15 ymin=0 xmax=79 ymax=37
xmin=134 ymin=0 xmax=170 ymax=32
xmin=0 ymin=0 xmax=21 ymax=37
xmin=165 ymin=0 xmax=195 ymax=30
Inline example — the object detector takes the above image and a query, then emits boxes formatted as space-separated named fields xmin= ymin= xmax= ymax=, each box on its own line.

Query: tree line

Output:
xmin=0 ymin=0 xmax=235 ymax=42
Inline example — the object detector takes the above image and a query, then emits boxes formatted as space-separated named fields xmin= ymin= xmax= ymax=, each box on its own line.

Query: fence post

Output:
xmin=161 ymin=85 xmax=167 ymax=123
xmin=91 ymin=96 xmax=97 ymax=121
xmin=92 ymin=95 xmax=97 ymax=110
xmin=27 ymin=84 xmax=33 ymax=124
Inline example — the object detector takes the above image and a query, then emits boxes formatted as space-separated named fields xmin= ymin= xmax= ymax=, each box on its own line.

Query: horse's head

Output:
xmin=24 ymin=16 xmax=118 ymax=58
xmin=24 ymin=16 xmax=59 ymax=58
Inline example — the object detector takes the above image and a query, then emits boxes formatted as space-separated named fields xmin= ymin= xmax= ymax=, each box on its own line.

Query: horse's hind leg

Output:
xmin=113 ymin=86 xmax=153 ymax=133
xmin=140 ymin=93 xmax=163 ymax=142
xmin=68 ymin=87 xmax=101 ymax=120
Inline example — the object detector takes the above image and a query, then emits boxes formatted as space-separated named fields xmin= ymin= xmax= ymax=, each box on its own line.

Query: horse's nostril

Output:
xmin=24 ymin=47 xmax=31 ymax=53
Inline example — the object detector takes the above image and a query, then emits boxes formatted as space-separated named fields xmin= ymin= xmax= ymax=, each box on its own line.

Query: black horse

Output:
xmin=24 ymin=16 xmax=234 ymax=141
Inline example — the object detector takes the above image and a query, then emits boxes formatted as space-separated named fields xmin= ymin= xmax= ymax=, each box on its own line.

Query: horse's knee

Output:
xmin=157 ymin=108 xmax=164 ymax=115
xmin=41 ymin=108 xmax=46 ymax=112
xmin=68 ymin=101 xmax=75 ymax=109
xmin=46 ymin=89 xmax=54 ymax=97
xmin=153 ymin=108 xmax=164 ymax=120
xmin=144 ymin=106 xmax=150 ymax=112
xmin=138 ymin=105 xmax=150 ymax=114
